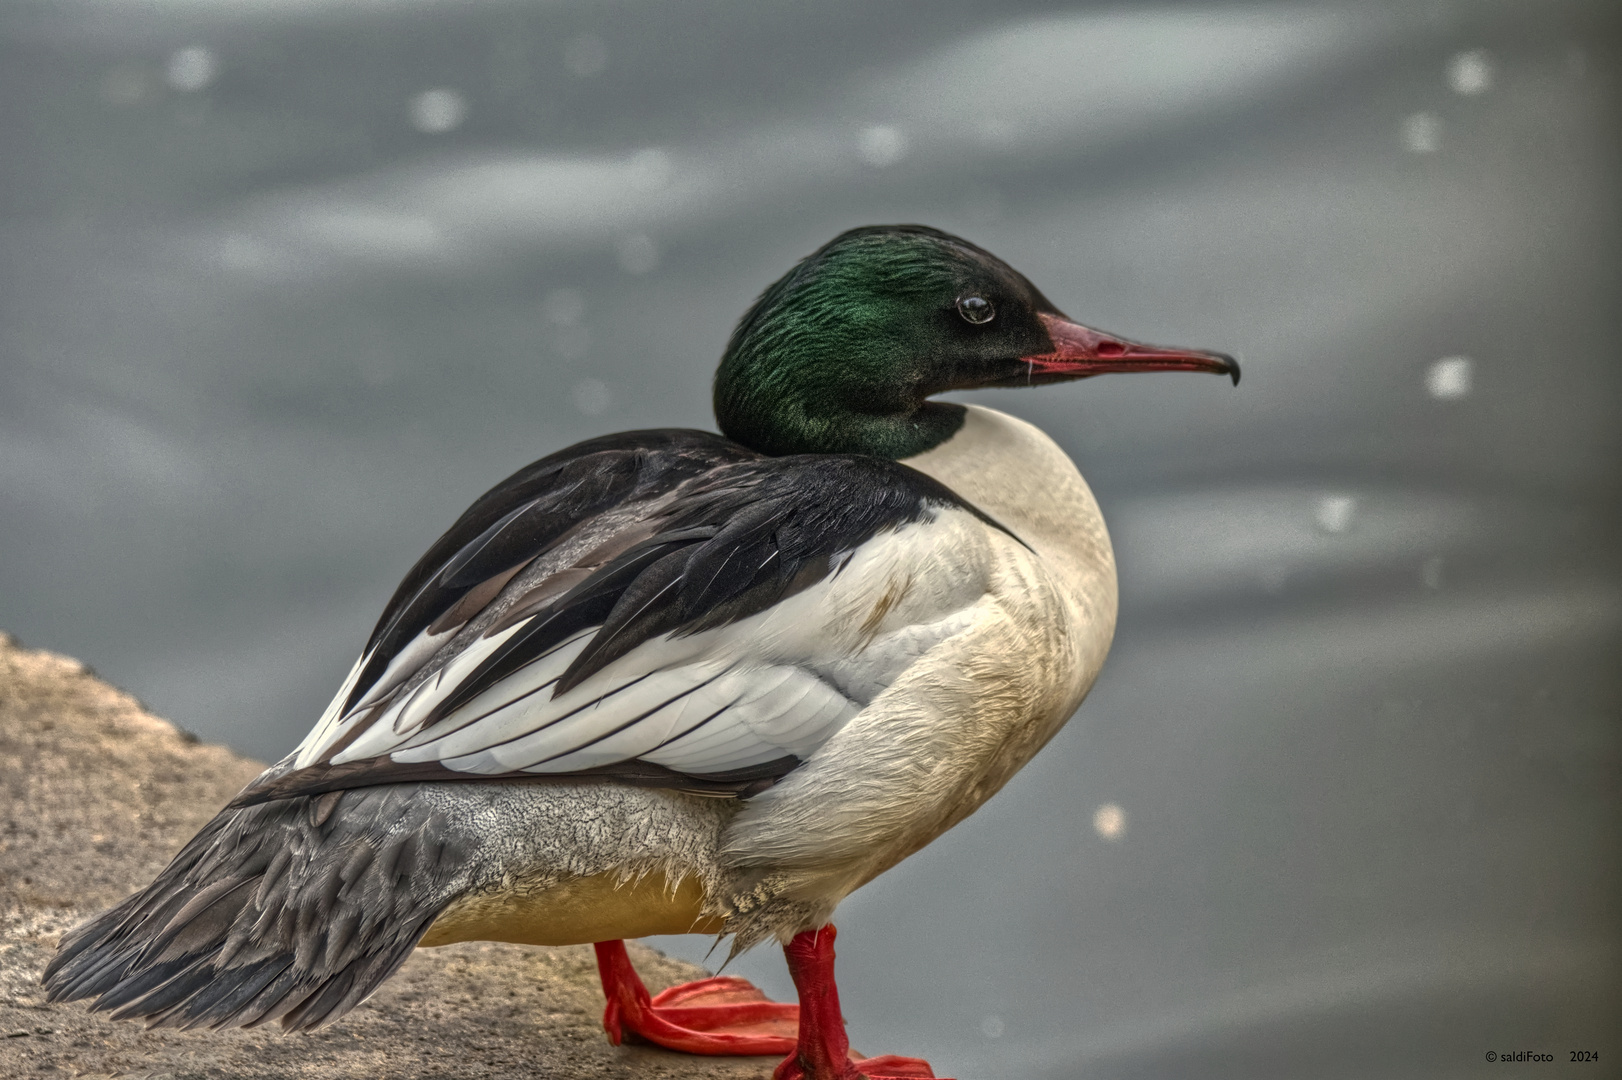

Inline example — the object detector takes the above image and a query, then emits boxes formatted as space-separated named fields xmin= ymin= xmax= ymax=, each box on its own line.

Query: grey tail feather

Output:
xmin=42 ymin=784 xmax=464 ymax=1032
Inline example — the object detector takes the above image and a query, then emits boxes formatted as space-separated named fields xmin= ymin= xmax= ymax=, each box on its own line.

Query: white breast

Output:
xmin=902 ymin=403 xmax=1118 ymax=647
xmin=717 ymin=405 xmax=1118 ymax=919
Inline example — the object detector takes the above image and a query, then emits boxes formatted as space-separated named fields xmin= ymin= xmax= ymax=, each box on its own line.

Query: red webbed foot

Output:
xmin=595 ymin=940 xmax=798 ymax=1055
xmin=592 ymin=929 xmax=947 ymax=1079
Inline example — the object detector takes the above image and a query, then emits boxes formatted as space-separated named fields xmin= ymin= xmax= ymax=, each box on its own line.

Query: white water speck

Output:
xmin=1447 ymin=49 xmax=1493 ymax=95
xmin=409 ymin=89 xmax=467 ymax=133
xmin=616 ymin=233 xmax=659 ymax=275
xmin=858 ymin=125 xmax=908 ymax=167
xmin=980 ymin=1015 xmax=1005 ymax=1039
xmin=565 ymin=34 xmax=608 ymax=77
xmin=1426 ymin=356 xmax=1473 ymax=399
xmin=1315 ymin=495 xmax=1357 ymax=534
xmin=571 ymin=378 xmax=612 ymax=417
xmin=1401 ymin=111 xmax=1441 ymax=153
xmin=1093 ymin=803 xmax=1126 ymax=841
xmin=165 ymin=46 xmax=218 ymax=92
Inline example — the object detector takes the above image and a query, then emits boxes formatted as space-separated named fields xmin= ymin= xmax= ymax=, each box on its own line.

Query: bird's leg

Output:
xmin=593 ymin=931 xmax=942 ymax=1078
xmin=593 ymin=939 xmax=798 ymax=1055
xmin=772 ymin=925 xmax=939 ymax=1080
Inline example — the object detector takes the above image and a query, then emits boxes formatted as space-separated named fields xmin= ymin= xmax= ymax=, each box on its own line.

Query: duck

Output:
xmin=43 ymin=224 xmax=1236 ymax=1080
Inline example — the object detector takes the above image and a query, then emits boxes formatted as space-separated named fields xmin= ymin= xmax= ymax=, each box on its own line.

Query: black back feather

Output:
xmin=344 ymin=429 xmax=754 ymax=717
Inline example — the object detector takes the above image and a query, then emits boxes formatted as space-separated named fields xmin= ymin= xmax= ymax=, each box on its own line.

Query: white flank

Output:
xmin=305 ymin=512 xmax=994 ymax=781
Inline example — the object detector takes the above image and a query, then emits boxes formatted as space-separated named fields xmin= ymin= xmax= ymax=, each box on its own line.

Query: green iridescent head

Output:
xmin=713 ymin=225 xmax=1237 ymax=459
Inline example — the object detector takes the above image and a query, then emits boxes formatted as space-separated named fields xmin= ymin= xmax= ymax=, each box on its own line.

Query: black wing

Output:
xmin=343 ymin=428 xmax=757 ymax=719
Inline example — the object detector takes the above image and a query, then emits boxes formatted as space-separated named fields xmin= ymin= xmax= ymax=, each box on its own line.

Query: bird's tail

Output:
xmin=42 ymin=783 xmax=463 ymax=1031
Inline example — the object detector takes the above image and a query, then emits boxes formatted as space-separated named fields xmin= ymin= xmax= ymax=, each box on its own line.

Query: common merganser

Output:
xmin=44 ymin=225 xmax=1236 ymax=1080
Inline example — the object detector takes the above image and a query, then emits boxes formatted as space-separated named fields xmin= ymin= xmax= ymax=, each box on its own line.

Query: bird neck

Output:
xmin=714 ymin=388 xmax=967 ymax=459
xmin=710 ymin=264 xmax=966 ymax=458
xmin=900 ymin=404 xmax=1118 ymax=625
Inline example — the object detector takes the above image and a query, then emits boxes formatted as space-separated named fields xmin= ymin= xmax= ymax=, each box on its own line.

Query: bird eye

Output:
xmin=956 ymin=295 xmax=995 ymax=325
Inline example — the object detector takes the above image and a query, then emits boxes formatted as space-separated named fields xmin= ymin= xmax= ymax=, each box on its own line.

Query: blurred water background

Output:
xmin=2 ymin=1 xmax=1618 ymax=1077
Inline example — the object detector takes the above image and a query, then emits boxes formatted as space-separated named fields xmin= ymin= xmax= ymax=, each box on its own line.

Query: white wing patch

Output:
xmin=292 ymin=652 xmax=367 ymax=770
xmin=295 ymin=509 xmax=995 ymax=782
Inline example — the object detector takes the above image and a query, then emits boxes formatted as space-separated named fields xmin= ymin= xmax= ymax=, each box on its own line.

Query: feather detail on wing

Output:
xmin=242 ymin=431 xmax=1011 ymax=807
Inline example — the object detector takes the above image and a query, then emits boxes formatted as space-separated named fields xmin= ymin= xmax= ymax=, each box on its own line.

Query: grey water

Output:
xmin=2 ymin=1 xmax=1617 ymax=1077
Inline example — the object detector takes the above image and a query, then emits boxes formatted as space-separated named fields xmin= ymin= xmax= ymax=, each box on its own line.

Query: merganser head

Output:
xmin=714 ymin=224 xmax=1237 ymax=459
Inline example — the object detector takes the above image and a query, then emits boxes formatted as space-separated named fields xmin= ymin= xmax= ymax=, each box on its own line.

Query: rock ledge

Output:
xmin=0 ymin=632 xmax=769 ymax=1079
